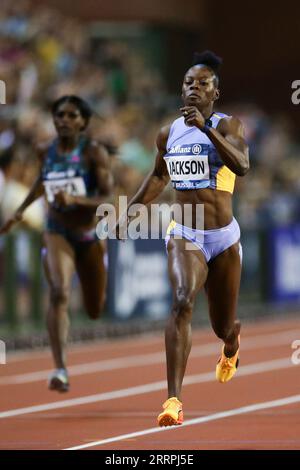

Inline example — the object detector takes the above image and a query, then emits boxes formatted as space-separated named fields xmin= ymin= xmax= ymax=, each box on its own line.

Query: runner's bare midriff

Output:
xmin=174 ymin=187 xmax=233 ymax=229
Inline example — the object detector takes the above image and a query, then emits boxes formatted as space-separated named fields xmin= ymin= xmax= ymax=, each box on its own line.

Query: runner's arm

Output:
xmin=126 ymin=125 xmax=171 ymax=209
xmin=206 ymin=116 xmax=249 ymax=176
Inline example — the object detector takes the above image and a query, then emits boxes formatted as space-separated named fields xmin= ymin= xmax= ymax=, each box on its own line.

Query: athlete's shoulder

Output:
xmin=85 ymin=138 xmax=107 ymax=152
xmin=156 ymin=123 xmax=172 ymax=151
xmin=85 ymin=138 xmax=110 ymax=166
xmin=213 ymin=111 xmax=230 ymax=120
xmin=217 ymin=114 xmax=245 ymax=136
xmin=34 ymin=140 xmax=54 ymax=163
xmin=214 ymin=110 xmax=243 ymax=125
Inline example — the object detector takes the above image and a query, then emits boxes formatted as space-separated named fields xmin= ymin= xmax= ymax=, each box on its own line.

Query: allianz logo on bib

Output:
xmin=169 ymin=144 xmax=202 ymax=155
xmin=47 ymin=169 xmax=76 ymax=180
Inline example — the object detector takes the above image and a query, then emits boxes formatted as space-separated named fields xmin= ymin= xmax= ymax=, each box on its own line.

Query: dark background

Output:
xmin=30 ymin=0 xmax=300 ymax=126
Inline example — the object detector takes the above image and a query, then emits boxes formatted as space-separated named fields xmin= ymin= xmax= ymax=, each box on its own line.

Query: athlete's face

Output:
xmin=53 ymin=102 xmax=86 ymax=138
xmin=182 ymin=65 xmax=219 ymax=109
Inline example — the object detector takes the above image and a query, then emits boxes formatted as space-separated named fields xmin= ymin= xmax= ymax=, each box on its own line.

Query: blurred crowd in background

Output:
xmin=1 ymin=0 xmax=300 ymax=232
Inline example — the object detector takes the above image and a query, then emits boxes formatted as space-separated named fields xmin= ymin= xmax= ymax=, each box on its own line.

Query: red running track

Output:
xmin=0 ymin=315 xmax=300 ymax=450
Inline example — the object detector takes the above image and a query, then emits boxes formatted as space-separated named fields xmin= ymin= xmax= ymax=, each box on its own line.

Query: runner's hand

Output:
xmin=53 ymin=191 xmax=76 ymax=208
xmin=0 ymin=211 xmax=23 ymax=235
xmin=180 ymin=106 xmax=205 ymax=129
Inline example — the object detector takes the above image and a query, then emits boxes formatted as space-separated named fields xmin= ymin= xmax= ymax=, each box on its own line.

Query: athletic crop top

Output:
xmin=164 ymin=112 xmax=236 ymax=193
xmin=41 ymin=136 xmax=97 ymax=205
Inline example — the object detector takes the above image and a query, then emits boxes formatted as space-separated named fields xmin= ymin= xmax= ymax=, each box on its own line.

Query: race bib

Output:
xmin=164 ymin=143 xmax=210 ymax=190
xmin=166 ymin=154 xmax=209 ymax=180
xmin=44 ymin=177 xmax=87 ymax=203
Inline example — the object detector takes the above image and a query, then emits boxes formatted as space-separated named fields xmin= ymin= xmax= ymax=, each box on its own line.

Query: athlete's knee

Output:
xmin=172 ymin=287 xmax=195 ymax=321
xmin=49 ymin=285 xmax=69 ymax=307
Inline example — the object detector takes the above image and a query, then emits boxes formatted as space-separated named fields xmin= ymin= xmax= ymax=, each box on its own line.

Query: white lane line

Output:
xmin=6 ymin=318 xmax=299 ymax=363
xmin=64 ymin=393 xmax=300 ymax=450
xmin=6 ymin=332 xmax=162 ymax=363
xmin=1 ymin=328 xmax=299 ymax=385
xmin=0 ymin=356 xmax=294 ymax=419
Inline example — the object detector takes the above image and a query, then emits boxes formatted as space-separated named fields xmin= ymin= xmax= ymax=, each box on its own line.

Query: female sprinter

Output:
xmin=120 ymin=51 xmax=249 ymax=426
xmin=0 ymin=95 xmax=112 ymax=392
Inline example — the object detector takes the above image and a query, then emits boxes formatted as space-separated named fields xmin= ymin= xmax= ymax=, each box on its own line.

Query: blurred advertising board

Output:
xmin=267 ymin=225 xmax=300 ymax=302
xmin=107 ymin=239 xmax=171 ymax=319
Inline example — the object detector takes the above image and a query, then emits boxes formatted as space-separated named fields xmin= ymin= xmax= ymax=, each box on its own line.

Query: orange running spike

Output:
xmin=216 ymin=335 xmax=240 ymax=383
xmin=157 ymin=397 xmax=183 ymax=427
